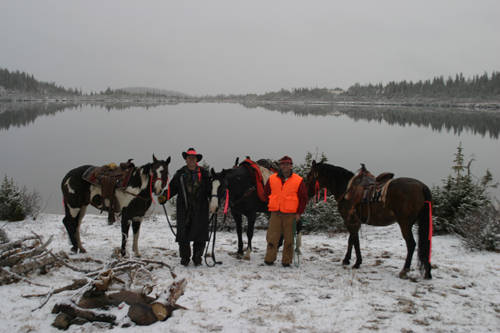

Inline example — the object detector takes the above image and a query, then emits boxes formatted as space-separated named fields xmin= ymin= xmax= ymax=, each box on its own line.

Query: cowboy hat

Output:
xmin=182 ymin=147 xmax=203 ymax=162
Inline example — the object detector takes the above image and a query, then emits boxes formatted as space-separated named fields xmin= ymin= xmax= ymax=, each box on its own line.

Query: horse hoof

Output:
xmin=352 ymin=263 xmax=361 ymax=269
xmin=70 ymin=246 xmax=78 ymax=253
xmin=342 ymin=260 xmax=350 ymax=266
xmin=399 ymin=269 xmax=409 ymax=280
xmin=243 ymin=250 xmax=251 ymax=261
xmin=79 ymin=248 xmax=87 ymax=254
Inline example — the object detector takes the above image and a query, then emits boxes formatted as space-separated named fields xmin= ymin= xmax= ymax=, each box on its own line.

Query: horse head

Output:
xmin=305 ymin=160 xmax=327 ymax=198
xmin=306 ymin=160 xmax=355 ymax=201
xmin=210 ymin=168 xmax=232 ymax=205
xmin=150 ymin=154 xmax=171 ymax=195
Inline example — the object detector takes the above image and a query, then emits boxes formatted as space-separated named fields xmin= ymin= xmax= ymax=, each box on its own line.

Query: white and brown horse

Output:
xmin=61 ymin=155 xmax=171 ymax=256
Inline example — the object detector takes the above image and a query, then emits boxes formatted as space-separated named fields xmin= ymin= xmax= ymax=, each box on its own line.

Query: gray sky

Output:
xmin=1 ymin=0 xmax=499 ymax=95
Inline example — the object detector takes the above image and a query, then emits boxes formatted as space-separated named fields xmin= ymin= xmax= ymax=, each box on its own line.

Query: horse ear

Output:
xmin=312 ymin=160 xmax=317 ymax=167
xmin=152 ymin=154 xmax=158 ymax=163
xmin=166 ymin=156 xmax=171 ymax=164
xmin=210 ymin=168 xmax=216 ymax=178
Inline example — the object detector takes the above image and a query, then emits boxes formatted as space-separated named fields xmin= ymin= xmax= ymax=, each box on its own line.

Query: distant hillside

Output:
xmin=116 ymin=87 xmax=188 ymax=97
xmin=0 ymin=67 xmax=81 ymax=96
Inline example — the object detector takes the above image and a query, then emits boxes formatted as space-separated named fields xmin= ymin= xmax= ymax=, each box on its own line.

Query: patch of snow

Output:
xmin=0 ymin=213 xmax=498 ymax=332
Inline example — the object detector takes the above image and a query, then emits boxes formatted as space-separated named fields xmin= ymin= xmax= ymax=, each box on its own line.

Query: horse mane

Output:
xmin=316 ymin=162 xmax=354 ymax=181
xmin=315 ymin=162 xmax=354 ymax=198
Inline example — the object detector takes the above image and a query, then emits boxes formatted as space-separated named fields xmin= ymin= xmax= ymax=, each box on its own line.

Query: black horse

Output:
xmin=211 ymin=161 xmax=272 ymax=259
xmin=306 ymin=161 xmax=432 ymax=279
xmin=61 ymin=155 xmax=171 ymax=256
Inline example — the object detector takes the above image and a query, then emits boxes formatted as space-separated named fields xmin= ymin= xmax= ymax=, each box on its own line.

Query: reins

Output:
xmin=161 ymin=203 xmax=177 ymax=237
xmin=204 ymin=211 xmax=223 ymax=267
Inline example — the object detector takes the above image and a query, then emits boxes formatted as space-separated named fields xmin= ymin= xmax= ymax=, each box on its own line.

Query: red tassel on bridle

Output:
xmin=149 ymin=174 xmax=155 ymax=204
xmin=223 ymin=189 xmax=229 ymax=215
xmin=324 ymin=188 xmax=327 ymax=202
xmin=315 ymin=180 xmax=320 ymax=203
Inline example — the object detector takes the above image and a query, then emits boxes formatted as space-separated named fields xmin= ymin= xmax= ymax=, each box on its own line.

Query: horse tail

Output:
xmin=417 ymin=185 xmax=433 ymax=279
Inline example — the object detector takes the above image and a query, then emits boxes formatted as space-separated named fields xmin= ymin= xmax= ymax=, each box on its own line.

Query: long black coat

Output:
xmin=166 ymin=166 xmax=211 ymax=243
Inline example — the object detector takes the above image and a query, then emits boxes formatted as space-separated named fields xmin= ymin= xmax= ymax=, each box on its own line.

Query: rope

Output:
xmin=161 ymin=204 xmax=177 ymax=237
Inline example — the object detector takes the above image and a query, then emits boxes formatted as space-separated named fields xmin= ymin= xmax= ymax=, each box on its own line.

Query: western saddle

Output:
xmin=344 ymin=164 xmax=394 ymax=216
xmin=83 ymin=159 xmax=135 ymax=223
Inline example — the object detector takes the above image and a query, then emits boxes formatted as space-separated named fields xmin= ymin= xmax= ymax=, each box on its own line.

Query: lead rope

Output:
xmin=161 ymin=203 xmax=177 ymax=237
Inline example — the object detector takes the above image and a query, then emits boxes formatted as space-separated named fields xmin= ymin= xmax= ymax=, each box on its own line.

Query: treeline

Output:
xmin=216 ymin=71 xmax=500 ymax=102
xmin=346 ymin=71 xmax=500 ymax=98
xmin=0 ymin=68 xmax=81 ymax=96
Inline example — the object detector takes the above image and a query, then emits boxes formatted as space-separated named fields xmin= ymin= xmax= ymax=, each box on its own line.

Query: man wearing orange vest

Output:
xmin=264 ymin=155 xmax=308 ymax=267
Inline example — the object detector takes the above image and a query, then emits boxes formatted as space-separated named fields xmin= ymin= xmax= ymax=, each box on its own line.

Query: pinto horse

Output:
xmin=61 ymin=155 xmax=171 ymax=256
xmin=306 ymin=161 xmax=432 ymax=279
xmin=211 ymin=162 xmax=272 ymax=259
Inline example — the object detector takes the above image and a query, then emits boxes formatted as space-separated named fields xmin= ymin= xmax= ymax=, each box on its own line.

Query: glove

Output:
xmin=158 ymin=195 xmax=167 ymax=204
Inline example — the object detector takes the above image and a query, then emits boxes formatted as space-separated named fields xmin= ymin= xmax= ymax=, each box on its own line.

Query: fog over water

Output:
xmin=1 ymin=103 xmax=499 ymax=213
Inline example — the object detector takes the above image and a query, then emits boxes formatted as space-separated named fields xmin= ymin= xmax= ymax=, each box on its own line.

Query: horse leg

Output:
xmin=131 ymin=217 xmax=143 ymax=257
xmin=352 ymin=231 xmax=362 ymax=269
xmin=343 ymin=216 xmax=362 ymax=268
xmin=243 ymin=212 xmax=256 ymax=260
xmin=233 ymin=212 xmax=244 ymax=256
xmin=121 ymin=216 xmax=132 ymax=257
xmin=342 ymin=232 xmax=354 ymax=266
xmin=74 ymin=205 xmax=87 ymax=253
xmin=398 ymin=220 xmax=416 ymax=279
xmin=62 ymin=203 xmax=87 ymax=253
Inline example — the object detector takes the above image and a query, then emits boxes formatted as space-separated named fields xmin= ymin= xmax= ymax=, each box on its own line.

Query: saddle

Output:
xmin=344 ymin=164 xmax=394 ymax=207
xmin=82 ymin=159 xmax=135 ymax=223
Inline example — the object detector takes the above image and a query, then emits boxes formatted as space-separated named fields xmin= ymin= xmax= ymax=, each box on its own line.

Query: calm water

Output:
xmin=1 ymin=102 xmax=499 ymax=213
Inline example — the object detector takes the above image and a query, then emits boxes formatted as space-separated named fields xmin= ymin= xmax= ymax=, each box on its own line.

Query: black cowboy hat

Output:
xmin=182 ymin=147 xmax=203 ymax=162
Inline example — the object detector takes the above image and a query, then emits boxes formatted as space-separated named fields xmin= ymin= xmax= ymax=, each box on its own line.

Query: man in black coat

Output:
xmin=159 ymin=148 xmax=213 ymax=266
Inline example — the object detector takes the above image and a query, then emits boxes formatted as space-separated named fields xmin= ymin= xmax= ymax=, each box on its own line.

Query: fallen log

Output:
xmin=52 ymin=303 xmax=116 ymax=324
xmin=129 ymin=278 xmax=187 ymax=325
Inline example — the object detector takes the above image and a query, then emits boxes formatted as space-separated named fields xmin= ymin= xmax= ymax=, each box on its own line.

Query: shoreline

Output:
xmin=1 ymin=94 xmax=500 ymax=111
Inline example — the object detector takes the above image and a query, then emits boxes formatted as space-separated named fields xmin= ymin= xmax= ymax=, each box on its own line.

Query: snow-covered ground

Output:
xmin=0 ymin=214 xmax=499 ymax=332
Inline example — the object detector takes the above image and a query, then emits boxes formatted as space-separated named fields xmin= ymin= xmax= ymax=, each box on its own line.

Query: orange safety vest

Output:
xmin=267 ymin=173 xmax=303 ymax=213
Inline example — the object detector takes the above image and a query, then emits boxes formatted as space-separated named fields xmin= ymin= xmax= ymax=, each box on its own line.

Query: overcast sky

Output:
xmin=1 ymin=0 xmax=499 ymax=95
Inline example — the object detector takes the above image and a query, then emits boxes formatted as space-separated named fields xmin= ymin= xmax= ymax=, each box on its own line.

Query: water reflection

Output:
xmin=0 ymin=103 xmax=80 ymax=130
xmin=241 ymin=102 xmax=500 ymax=139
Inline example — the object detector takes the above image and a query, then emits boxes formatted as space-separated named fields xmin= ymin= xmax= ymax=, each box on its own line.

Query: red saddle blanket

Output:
xmin=240 ymin=158 xmax=268 ymax=202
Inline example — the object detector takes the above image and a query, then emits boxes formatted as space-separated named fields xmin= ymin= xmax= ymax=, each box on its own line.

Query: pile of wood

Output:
xmin=1 ymin=231 xmax=188 ymax=329
xmin=0 ymin=233 xmax=61 ymax=286
xmin=25 ymin=258 xmax=187 ymax=329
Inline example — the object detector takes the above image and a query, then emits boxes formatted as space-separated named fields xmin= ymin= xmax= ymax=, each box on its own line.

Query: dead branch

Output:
xmin=0 ymin=266 xmax=50 ymax=287
xmin=23 ymin=278 xmax=90 ymax=298
xmin=45 ymin=249 xmax=103 ymax=274
xmin=0 ymin=235 xmax=38 ymax=252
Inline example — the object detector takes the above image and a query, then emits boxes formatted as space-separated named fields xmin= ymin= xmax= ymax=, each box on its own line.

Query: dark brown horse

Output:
xmin=306 ymin=161 xmax=432 ymax=279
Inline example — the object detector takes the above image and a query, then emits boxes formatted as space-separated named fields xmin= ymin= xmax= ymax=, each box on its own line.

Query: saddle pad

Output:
xmin=241 ymin=158 xmax=268 ymax=202
xmin=82 ymin=166 xmax=98 ymax=185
